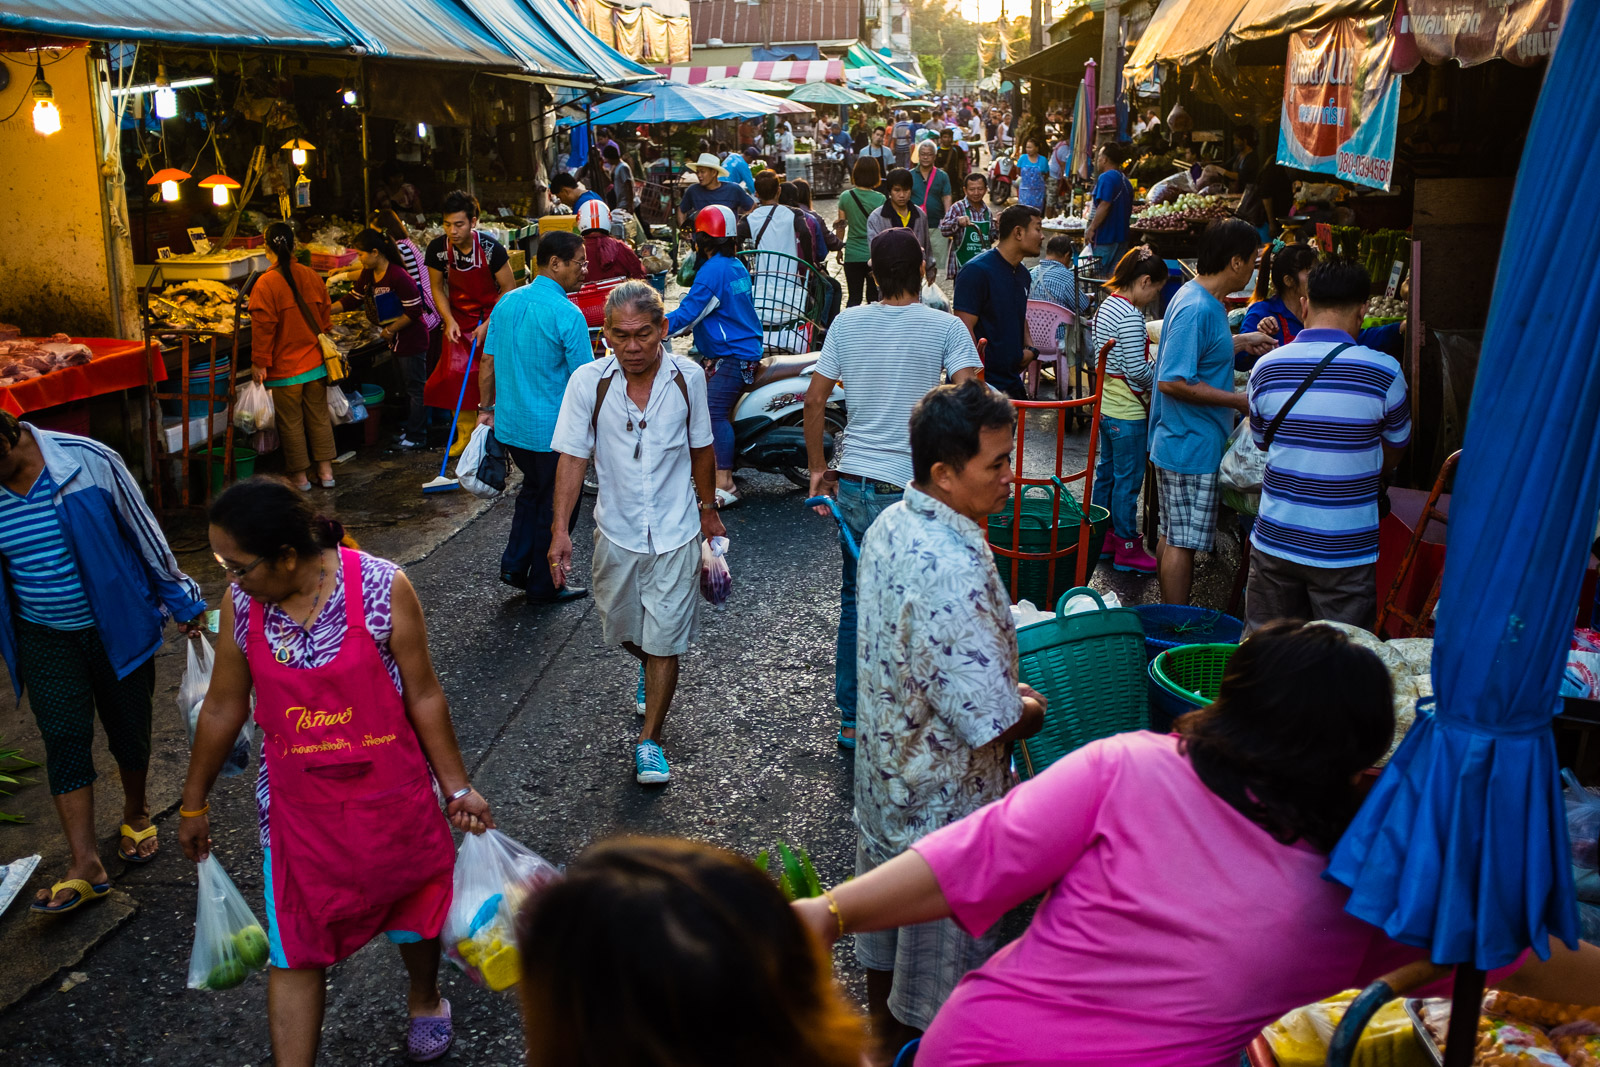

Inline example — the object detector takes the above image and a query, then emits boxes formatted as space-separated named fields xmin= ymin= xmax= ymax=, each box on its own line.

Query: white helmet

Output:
xmin=576 ymin=199 xmax=611 ymax=234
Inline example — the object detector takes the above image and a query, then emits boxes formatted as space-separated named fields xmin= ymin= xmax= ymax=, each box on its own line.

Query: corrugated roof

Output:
xmin=0 ymin=0 xmax=355 ymax=50
xmin=691 ymin=0 xmax=861 ymax=47
xmin=309 ymin=0 xmax=522 ymax=67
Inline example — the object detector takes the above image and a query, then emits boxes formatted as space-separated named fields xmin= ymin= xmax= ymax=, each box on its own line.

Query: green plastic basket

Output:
xmin=1014 ymin=587 xmax=1149 ymax=779
xmin=988 ymin=480 xmax=1110 ymax=610
xmin=1150 ymin=643 xmax=1239 ymax=706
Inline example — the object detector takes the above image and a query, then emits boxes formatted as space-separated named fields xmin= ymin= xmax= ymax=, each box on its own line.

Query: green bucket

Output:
xmin=208 ymin=446 xmax=256 ymax=494
xmin=1150 ymin=643 xmax=1239 ymax=706
xmin=988 ymin=480 xmax=1110 ymax=609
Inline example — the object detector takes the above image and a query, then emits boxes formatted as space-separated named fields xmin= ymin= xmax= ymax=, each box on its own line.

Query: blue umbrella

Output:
xmin=1324 ymin=0 xmax=1592 ymax=998
xmin=585 ymin=79 xmax=784 ymax=125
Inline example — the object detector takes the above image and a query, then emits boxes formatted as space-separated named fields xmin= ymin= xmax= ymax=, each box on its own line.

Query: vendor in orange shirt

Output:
xmin=575 ymin=201 xmax=645 ymax=283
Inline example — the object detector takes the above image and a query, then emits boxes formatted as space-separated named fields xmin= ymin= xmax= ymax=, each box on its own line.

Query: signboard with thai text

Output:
xmin=1391 ymin=0 xmax=1566 ymax=70
xmin=1277 ymin=16 xmax=1402 ymax=192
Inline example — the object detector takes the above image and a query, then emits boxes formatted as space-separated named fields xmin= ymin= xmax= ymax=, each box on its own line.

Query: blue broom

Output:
xmin=421 ymin=336 xmax=478 ymax=493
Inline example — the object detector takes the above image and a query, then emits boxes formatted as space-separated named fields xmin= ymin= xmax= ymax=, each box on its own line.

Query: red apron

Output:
xmin=249 ymin=548 xmax=455 ymax=969
xmin=423 ymin=234 xmax=501 ymax=409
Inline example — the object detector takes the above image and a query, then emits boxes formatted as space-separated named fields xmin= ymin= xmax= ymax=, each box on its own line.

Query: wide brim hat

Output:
xmin=689 ymin=152 xmax=730 ymax=178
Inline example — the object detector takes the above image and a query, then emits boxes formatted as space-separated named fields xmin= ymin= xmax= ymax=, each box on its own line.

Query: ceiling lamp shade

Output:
xmin=281 ymin=138 xmax=315 ymax=168
xmin=148 ymin=167 xmax=191 ymax=202
xmin=198 ymin=173 xmax=241 ymax=206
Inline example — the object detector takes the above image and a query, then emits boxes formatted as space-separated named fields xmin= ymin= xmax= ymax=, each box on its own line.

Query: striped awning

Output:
xmin=653 ymin=59 xmax=843 ymax=84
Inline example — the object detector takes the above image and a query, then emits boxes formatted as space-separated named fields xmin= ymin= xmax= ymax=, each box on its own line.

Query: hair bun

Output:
xmin=314 ymin=515 xmax=346 ymax=547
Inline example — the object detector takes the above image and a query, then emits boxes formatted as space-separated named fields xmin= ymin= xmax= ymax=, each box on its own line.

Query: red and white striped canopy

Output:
xmin=654 ymin=60 xmax=842 ymax=85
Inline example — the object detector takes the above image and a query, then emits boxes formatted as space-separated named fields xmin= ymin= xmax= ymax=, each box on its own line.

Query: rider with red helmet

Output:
xmin=576 ymin=200 xmax=645 ymax=282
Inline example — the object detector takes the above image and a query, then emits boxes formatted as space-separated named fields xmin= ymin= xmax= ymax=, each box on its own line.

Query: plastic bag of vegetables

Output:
xmin=443 ymin=830 xmax=561 ymax=991
xmin=179 ymin=636 xmax=252 ymax=778
xmin=187 ymin=854 xmax=270 ymax=991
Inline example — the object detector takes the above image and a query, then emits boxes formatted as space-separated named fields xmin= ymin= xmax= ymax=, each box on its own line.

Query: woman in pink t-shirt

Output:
xmin=796 ymin=622 xmax=1600 ymax=1067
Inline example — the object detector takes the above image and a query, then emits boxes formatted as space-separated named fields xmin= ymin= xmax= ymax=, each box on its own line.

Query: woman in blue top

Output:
xmin=1239 ymin=243 xmax=1403 ymax=369
xmin=1014 ymin=136 xmax=1051 ymax=211
xmin=665 ymin=204 xmax=764 ymax=507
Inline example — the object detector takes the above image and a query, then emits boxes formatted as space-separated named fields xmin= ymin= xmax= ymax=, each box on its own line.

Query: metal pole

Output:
xmin=360 ymin=111 xmax=371 ymax=219
xmin=465 ymin=127 xmax=475 ymax=197
xmin=1098 ymin=0 xmax=1121 ymax=145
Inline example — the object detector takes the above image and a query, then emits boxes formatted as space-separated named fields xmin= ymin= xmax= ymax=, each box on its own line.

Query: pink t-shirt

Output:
xmin=911 ymin=731 xmax=1432 ymax=1067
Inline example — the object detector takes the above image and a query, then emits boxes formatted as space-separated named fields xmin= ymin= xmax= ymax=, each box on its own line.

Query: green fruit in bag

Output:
xmin=234 ymin=925 xmax=269 ymax=970
xmin=204 ymin=957 xmax=249 ymax=991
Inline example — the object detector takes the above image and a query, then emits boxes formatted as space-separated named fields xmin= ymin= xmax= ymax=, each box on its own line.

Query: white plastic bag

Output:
xmin=180 ymin=636 xmax=252 ymax=778
xmin=920 ymin=283 xmax=951 ymax=313
xmin=187 ymin=854 xmax=270 ymax=990
xmin=1010 ymin=599 xmax=1051 ymax=628
xmin=443 ymin=829 xmax=561 ymax=991
xmin=699 ymin=535 xmax=731 ymax=605
xmin=326 ymin=383 xmax=353 ymax=425
xmin=1061 ymin=589 xmax=1123 ymax=616
xmin=455 ymin=424 xmax=507 ymax=499
xmin=233 ymin=382 xmax=275 ymax=435
xmin=1217 ymin=418 xmax=1266 ymax=508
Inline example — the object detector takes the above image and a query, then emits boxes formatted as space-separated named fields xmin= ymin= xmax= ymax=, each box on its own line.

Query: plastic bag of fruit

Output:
xmin=187 ymin=854 xmax=270 ymax=991
xmin=442 ymin=830 xmax=560 ymax=992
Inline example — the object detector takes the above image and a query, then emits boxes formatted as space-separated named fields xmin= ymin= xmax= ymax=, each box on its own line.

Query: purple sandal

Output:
xmin=406 ymin=998 xmax=453 ymax=1062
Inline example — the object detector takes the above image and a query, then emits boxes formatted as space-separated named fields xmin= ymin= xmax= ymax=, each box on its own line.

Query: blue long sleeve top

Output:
xmin=664 ymin=253 xmax=765 ymax=361
xmin=1238 ymin=295 xmax=1402 ymax=369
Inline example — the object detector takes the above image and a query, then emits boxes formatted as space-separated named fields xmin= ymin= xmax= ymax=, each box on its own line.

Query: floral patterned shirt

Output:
xmin=854 ymin=485 xmax=1024 ymax=865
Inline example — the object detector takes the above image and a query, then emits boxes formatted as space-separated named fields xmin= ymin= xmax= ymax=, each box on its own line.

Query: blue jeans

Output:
xmin=704 ymin=357 xmax=756 ymax=470
xmin=834 ymin=478 xmax=903 ymax=725
xmin=1092 ymin=415 xmax=1147 ymax=541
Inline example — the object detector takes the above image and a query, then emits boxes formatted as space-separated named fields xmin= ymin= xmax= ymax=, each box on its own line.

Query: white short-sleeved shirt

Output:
xmin=550 ymin=353 xmax=713 ymax=555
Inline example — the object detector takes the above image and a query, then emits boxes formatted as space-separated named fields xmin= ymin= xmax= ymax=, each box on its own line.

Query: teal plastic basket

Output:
xmin=1014 ymin=587 xmax=1150 ymax=779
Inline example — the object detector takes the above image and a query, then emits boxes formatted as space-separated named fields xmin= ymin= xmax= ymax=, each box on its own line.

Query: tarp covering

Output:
xmin=585 ymin=79 xmax=786 ymax=124
xmin=311 ymin=0 xmax=523 ymax=68
xmin=459 ymin=0 xmax=594 ymax=76
xmin=0 ymin=0 xmax=355 ymax=50
xmin=845 ymin=43 xmax=925 ymax=87
xmin=521 ymin=0 xmax=656 ymax=83
xmin=654 ymin=60 xmax=844 ymax=84
xmin=1391 ymin=0 xmax=1567 ymax=70
xmin=1324 ymin=0 xmax=1594 ymax=971
xmin=754 ymin=44 xmax=822 ymax=61
xmin=1225 ymin=0 xmax=1386 ymax=43
xmin=1126 ymin=0 xmax=1248 ymax=79
xmin=1002 ymin=18 xmax=1104 ymax=83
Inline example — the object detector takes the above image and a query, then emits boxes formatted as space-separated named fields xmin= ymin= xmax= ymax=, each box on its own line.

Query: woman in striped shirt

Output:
xmin=1090 ymin=248 xmax=1169 ymax=575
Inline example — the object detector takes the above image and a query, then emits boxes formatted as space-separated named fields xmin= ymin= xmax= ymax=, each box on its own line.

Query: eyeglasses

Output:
xmin=217 ymin=555 xmax=267 ymax=579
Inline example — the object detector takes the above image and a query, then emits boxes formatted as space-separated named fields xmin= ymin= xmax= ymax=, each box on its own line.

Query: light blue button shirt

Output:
xmin=483 ymin=274 xmax=594 ymax=452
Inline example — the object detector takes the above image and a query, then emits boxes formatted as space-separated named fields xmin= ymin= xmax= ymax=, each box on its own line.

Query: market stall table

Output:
xmin=0 ymin=338 xmax=163 ymax=417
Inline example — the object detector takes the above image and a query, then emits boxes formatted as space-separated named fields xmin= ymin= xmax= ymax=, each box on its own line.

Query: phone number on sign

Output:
xmin=1337 ymin=150 xmax=1392 ymax=185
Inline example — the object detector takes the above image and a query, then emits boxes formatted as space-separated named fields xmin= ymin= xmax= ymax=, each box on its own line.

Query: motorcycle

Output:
xmin=725 ymin=352 xmax=847 ymax=487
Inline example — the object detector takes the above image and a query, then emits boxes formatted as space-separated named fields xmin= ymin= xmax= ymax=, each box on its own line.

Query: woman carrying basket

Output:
xmin=179 ymin=478 xmax=493 ymax=1064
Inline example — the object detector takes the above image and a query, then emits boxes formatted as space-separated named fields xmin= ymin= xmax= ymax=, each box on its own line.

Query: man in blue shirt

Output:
xmin=551 ymin=172 xmax=604 ymax=213
xmin=1148 ymin=219 xmax=1274 ymax=604
xmin=1083 ymin=143 xmax=1134 ymax=274
xmin=676 ymin=152 xmax=755 ymax=228
xmin=723 ymin=146 xmax=757 ymax=195
xmin=480 ymin=230 xmax=594 ymax=602
xmin=954 ymin=204 xmax=1044 ymax=399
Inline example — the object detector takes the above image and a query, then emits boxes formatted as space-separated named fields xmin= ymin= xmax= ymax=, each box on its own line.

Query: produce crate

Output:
xmin=538 ymin=215 xmax=579 ymax=234
xmin=988 ymin=483 xmax=1109 ymax=610
xmin=226 ymin=235 xmax=264 ymax=249
xmin=309 ymin=250 xmax=358 ymax=271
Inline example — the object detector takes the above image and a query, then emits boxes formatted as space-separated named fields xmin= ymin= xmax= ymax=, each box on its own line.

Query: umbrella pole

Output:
xmin=1441 ymin=966 xmax=1486 ymax=1067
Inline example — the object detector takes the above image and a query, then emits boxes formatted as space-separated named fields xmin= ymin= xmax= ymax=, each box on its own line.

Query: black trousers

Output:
xmin=502 ymin=446 xmax=580 ymax=596
xmin=843 ymin=261 xmax=878 ymax=307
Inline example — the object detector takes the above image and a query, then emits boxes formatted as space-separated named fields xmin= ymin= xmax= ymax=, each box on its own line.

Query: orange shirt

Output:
xmin=248 ymin=263 xmax=333 ymax=379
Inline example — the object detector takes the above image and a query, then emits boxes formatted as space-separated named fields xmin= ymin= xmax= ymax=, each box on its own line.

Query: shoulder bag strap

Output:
xmin=591 ymin=364 xmax=618 ymax=436
xmin=671 ymin=361 xmax=692 ymax=436
xmin=283 ymin=267 xmax=324 ymax=339
xmin=1262 ymin=342 xmax=1353 ymax=449
xmin=752 ymin=205 xmax=779 ymax=248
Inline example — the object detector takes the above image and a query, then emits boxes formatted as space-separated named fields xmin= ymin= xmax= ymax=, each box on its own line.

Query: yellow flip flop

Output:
xmin=119 ymin=822 xmax=158 ymax=864
xmin=30 ymin=878 xmax=111 ymax=915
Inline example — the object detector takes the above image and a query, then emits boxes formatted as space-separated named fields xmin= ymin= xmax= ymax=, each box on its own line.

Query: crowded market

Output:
xmin=0 ymin=0 xmax=1597 ymax=1065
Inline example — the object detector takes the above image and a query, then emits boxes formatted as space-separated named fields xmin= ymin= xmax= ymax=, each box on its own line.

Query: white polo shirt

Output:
xmin=551 ymin=353 xmax=714 ymax=555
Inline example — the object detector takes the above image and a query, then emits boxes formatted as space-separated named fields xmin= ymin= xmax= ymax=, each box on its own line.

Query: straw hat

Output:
xmin=689 ymin=152 xmax=730 ymax=177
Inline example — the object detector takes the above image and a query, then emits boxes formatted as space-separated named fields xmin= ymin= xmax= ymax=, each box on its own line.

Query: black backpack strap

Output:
xmin=1262 ymin=342 xmax=1353 ymax=449
xmin=591 ymin=363 xmax=618 ymax=437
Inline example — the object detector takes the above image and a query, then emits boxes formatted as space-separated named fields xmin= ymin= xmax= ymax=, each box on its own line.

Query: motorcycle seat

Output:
xmin=748 ymin=351 xmax=819 ymax=390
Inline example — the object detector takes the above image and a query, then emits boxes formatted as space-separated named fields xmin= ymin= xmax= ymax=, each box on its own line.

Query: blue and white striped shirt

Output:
xmin=1248 ymin=328 xmax=1411 ymax=568
xmin=0 ymin=470 xmax=95 ymax=629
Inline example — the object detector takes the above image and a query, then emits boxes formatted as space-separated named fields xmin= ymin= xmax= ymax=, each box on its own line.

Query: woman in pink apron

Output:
xmin=179 ymin=477 xmax=492 ymax=1065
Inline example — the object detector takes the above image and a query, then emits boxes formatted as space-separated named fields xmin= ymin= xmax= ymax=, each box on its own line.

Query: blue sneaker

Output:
xmin=635 ymin=664 xmax=647 ymax=716
xmin=634 ymin=740 xmax=670 ymax=785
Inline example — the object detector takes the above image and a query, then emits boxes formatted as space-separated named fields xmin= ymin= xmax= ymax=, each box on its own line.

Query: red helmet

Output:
xmin=693 ymin=204 xmax=737 ymax=240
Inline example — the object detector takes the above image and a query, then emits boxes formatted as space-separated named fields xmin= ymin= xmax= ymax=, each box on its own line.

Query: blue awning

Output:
xmin=0 ymin=0 xmax=355 ymax=51
xmin=306 ymin=0 xmax=523 ymax=68
xmin=457 ymin=0 xmax=593 ymax=79
xmin=520 ymin=0 xmax=656 ymax=84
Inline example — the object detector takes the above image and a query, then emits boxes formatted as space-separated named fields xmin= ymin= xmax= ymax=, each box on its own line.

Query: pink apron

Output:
xmin=248 ymin=548 xmax=455 ymax=969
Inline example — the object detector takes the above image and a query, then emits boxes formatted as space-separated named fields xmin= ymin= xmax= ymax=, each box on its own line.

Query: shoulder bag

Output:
xmin=287 ymin=271 xmax=349 ymax=384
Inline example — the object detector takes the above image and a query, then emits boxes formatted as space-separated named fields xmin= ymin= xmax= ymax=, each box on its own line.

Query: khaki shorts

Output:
xmin=1245 ymin=547 xmax=1377 ymax=633
xmin=854 ymin=838 xmax=999 ymax=1031
xmin=592 ymin=531 xmax=700 ymax=657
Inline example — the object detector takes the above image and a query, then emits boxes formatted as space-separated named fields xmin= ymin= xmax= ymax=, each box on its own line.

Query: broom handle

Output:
xmin=436 ymin=336 xmax=480 ymax=478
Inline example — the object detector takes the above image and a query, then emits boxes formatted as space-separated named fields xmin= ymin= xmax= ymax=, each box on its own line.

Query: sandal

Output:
xmin=30 ymin=878 xmax=111 ymax=915
xmin=715 ymin=487 xmax=741 ymax=509
xmin=406 ymin=998 xmax=453 ymax=1062
xmin=119 ymin=822 xmax=158 ymax=864
xmin=838 ymin=713 xmax=857 ymax=750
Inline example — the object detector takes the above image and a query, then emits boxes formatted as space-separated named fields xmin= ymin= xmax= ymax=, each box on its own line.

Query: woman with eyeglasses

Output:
xmin=178 ymin=475 xmax=491 ymax=1065
xmin=0 ymin=410 xmax=206 ymax=914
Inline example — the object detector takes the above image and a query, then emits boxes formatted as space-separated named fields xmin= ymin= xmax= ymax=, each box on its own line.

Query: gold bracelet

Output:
xmin=821 ymin=888 xmax=845 ymax=938
xmin=178 ymin=803 xmax=210 ymax=818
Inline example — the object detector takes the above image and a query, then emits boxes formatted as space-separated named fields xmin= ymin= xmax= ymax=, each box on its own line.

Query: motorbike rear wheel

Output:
xmin=779 ymin=408 xmax=847 ymax=489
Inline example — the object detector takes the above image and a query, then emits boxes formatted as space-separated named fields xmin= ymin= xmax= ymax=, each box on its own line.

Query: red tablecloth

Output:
xmin=0 ymin=338 xmax=162 ymax=416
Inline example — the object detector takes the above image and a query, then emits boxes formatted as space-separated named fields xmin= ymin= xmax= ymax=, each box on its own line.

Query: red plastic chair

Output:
xmin=1024 ymin=299 xmax=1078 ymax=399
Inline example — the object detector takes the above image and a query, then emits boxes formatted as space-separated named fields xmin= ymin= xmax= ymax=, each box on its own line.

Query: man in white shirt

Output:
xmin=549 ymin=281 xmax=725 ymax=786
xmin=803 ymin=230 xmax=982 ymax=748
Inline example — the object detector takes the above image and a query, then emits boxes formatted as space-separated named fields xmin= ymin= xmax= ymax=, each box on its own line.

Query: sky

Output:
xmin=960 ymin=0 xmax=1014 ymax=22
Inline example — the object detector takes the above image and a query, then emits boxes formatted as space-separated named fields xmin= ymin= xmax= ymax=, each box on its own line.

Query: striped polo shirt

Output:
xmin=0 ymin=469 xmax=95 ymax=629
xmin=1248 ymin=328 xmax=1411 ymax=568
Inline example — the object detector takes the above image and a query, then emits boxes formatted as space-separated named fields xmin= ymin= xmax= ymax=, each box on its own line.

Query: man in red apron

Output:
xmin=425 ymin=189 xmax=514 ymax=413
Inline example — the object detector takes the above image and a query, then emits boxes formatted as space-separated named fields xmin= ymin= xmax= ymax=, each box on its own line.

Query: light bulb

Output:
xmin=212 ymin=183 xmax=230 ymax=206
xmin=343 ymin=89 xmax=357 ymax=106
xmin=155 ymin=86 xmax=177 ymax=120
xmin=291 ymin=148 xmax=307 ymax=167
xmin=32 ymin=98 xmax=60 ymax=136
xmin=417 ymin=122 xmax=427 ymax=137
xmin=161 ymin=180 xmax=180 ymax=202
